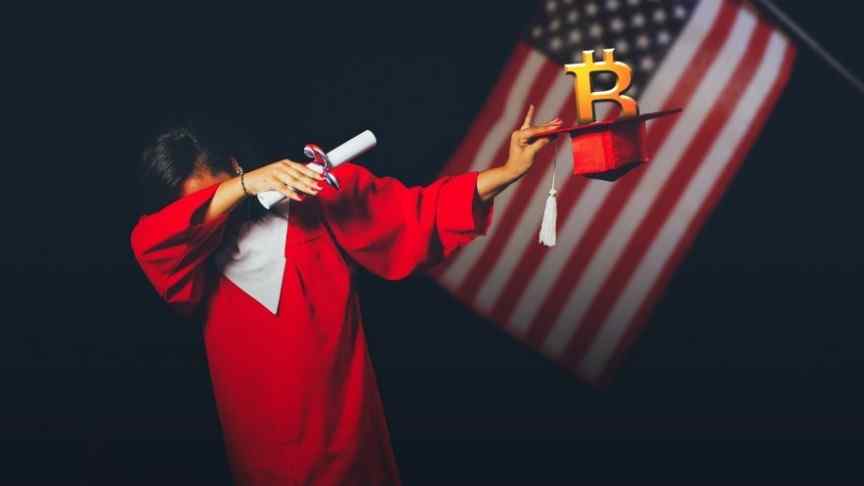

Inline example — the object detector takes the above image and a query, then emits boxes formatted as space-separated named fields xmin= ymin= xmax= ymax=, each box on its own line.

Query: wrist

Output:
xmin=500 ymin=162 xmax=526 ymax=182
xmin=476 ymin=165 xmax=518 ymax=202
xmin=238 ymin=168 xmax=251 ymax=197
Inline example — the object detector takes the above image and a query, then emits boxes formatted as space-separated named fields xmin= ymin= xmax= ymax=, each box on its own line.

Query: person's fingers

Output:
xmin=520 ymin=104 xmax=535 ymax=129
xmin=281 ymin=161 xmax=312 ymax=181
xmin=537 ymin=136 xmax=553 ymax=149
xmin=272 ymin=170 xmax=319 ymax=196
xmin=278 ymin=166 xmax=322 ymax=195
xmin=282 ymin=160 xmax=324 ymax=181
xmin=288 ymin=166 xmax=324 ymax=190
xmin=527 ymin=136 xmax=552 ymax=153
xmin=522 ymin=123 xmax=562 ymax=139
xmin=291 ymin=177 xmax=322 ymax=196
xmin=278 ymin=185 xmax=303 ymax=202
xmin=271 ymin=169 xmax=297 ymax=188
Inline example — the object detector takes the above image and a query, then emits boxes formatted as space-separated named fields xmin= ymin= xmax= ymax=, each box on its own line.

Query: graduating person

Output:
xmin=130 ymin=106 xmax=561 ymax=485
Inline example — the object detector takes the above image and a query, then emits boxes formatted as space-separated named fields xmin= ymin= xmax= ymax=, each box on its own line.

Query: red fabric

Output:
xmin=545 ymin=109 xmax=680 ymax=178
xmin=130 ymin=163 xmax=493 ymax=485
xmin=570 ymin=122 xmax=647 ymax=176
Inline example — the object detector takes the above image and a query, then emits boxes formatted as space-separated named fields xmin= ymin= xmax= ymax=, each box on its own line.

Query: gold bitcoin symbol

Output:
xmin=564 ymin=49 xmax=638 ymax=124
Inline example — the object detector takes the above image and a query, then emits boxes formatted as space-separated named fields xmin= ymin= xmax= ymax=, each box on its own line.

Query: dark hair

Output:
xmin=136 ymin=126 xmax=236 ymax=214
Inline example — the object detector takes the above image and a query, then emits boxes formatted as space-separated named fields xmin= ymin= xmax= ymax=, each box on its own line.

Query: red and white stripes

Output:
xmin=429 ymin=0 xmax=796 ymax=383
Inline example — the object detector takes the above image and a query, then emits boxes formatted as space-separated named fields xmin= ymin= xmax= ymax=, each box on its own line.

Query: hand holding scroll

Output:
xmin=244 ymin=159 xmax=325 ymax=201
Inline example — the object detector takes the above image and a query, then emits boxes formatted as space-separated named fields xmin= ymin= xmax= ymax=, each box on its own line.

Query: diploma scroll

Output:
xmin=258 ymin=130 xmax=377 ymax=209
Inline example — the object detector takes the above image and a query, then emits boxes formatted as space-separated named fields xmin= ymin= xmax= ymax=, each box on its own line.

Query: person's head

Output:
xmin=136 ymin=126 xmax=240 ymax=214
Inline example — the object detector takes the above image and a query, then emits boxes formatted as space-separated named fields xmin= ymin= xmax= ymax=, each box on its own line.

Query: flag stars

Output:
xmin=615 ymin=39 xmax=630 ymax=54
xmin=640 ymin=56 xmax=656 ymax=71
xmin=525 ymin=0 xmax=691 ymax=80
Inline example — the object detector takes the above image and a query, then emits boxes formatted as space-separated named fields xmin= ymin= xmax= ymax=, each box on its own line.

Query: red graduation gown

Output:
xmin=130 ymin=163 xmax=494 ymax=485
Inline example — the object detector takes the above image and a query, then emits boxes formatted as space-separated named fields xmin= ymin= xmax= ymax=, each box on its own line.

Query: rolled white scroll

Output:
xmin=257 ymin=130 xmax=377 ymax=209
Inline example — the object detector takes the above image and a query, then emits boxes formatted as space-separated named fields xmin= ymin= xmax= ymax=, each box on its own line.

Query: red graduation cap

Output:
xmin=535 ymin=108 xmax=681 ymax=247
xmin=545 ymin=108 xmax=682 ymax=181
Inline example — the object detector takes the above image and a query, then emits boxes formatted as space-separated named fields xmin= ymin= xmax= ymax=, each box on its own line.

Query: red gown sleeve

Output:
xmin=318 ymin=163 xmax=494 ymax=280
xmin=130 ymin=183 xmax=230 ymax=316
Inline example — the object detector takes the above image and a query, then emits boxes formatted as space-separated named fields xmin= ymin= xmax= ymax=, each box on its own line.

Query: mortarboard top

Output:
xmin=542 ymin=108 xmax=682 ymax=181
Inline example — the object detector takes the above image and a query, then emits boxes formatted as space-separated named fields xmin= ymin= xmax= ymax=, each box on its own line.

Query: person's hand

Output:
xmin=504 ymin=104 xmax=562 ymax=180
xmin=242 ymin=159 xmax=325 ymax=201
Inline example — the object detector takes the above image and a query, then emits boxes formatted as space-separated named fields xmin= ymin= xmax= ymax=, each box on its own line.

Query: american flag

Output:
xmin=429 ymin=0 xmax=796 ymax=384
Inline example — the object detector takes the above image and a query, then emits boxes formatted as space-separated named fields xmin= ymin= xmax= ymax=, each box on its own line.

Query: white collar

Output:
xmin=213 ymin=199 xmax=291 ymax=314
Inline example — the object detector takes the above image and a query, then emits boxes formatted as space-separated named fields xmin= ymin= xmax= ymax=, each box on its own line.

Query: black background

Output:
xmin=3 ymin=1 xmax=864 ymax=484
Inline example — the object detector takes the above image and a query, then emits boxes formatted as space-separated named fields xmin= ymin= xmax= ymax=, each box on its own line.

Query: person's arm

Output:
xmin=315 ymin=105 xmax=559 ymax=280
xmin=317 ymin=164 xmax=491 ymax=280
xmin=202 ymin=159 xmax=325 ymax=223
xmin=131 ymin=183 xmax=233 ymax=316
xmin=476 ymin=104 xmax=561 ymax=202
xmin=131 ymin=159 xmax=325 ymax=314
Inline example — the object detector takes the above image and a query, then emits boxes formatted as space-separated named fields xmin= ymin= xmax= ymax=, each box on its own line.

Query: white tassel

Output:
xmin=539 ymin=159 xmax=558 ymax=247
